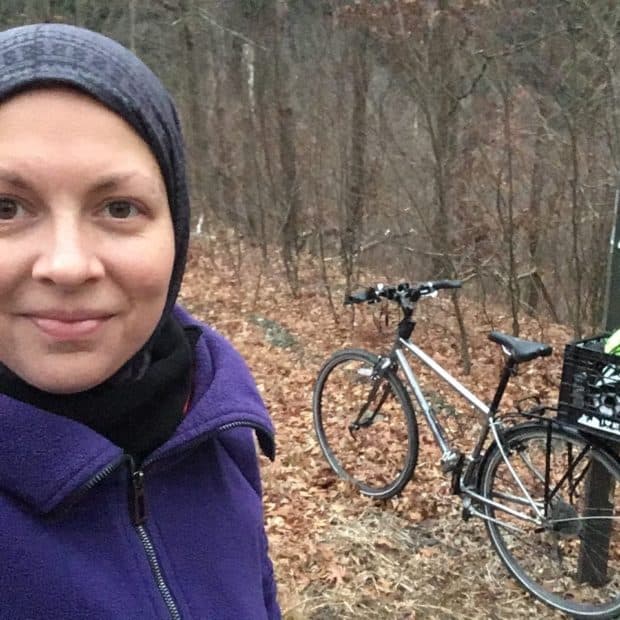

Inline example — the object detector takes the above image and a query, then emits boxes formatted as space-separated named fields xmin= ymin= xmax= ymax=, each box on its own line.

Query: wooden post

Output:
xmin=577 ymin=188 xmax=619 ymax=584
xmin=605 ymin=189 xmax=620 ymax=325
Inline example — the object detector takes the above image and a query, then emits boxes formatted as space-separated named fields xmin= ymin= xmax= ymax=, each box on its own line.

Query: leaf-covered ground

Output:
xmin=180 ymin=240 xmax=575 ymax=619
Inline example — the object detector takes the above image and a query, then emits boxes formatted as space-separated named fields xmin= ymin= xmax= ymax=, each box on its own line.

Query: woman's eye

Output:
xmin=0 ymin=197 xmax=25 ymax=220
xmin=103 ymin=200 xmax=140 ymax=219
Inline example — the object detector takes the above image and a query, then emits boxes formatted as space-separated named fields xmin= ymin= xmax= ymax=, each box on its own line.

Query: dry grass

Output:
xmin=284 ymin=503 xmax=562 ymax=619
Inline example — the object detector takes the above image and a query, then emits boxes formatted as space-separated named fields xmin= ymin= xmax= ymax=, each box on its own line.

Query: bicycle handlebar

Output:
xmin=430 ymin=279 xmax=463 ymax=291
xmin=345 ymin=279 xmax=462 ymax=306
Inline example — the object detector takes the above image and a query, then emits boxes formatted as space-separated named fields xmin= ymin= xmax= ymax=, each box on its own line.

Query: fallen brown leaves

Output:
xmin=181 ymin=238 xmax=570 ymax=619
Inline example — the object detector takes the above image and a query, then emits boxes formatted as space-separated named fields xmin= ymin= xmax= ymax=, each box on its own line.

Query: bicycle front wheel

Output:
xmin=480 ymin=422 xmax=620 ymax=619
xmin=312 ymin=349 xmax=418 ymax=500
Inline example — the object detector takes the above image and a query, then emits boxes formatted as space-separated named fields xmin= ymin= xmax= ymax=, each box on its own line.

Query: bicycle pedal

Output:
xmin=461 ymin=497 xmax=473 ymax=521
xmin=440 ymin=450 xmax=463 ymax=474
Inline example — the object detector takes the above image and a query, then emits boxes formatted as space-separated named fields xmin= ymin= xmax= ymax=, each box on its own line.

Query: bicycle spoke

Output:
xmin=313 ymin=349 xmax=418 ymax=499
xmin=481 ymin=424 xmax=620 ymax=617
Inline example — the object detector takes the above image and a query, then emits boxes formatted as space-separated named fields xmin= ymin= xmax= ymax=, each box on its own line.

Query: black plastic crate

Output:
xmin=557 ymin=333 xmax=620 ymax=441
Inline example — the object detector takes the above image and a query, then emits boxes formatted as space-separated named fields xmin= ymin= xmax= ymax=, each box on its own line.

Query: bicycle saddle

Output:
xmin=488 ymin=331 xmax=552 ymax=363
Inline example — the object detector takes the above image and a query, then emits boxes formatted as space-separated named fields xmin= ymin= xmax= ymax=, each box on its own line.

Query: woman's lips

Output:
xmin=28 ymin=315 xmax=111 ymax=339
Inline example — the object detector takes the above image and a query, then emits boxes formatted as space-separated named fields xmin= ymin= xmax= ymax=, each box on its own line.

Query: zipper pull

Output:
xmin=130 ymin=466 xmax=147 ymax=526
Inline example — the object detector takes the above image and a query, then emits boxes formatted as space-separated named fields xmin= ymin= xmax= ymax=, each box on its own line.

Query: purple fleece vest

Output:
xmin=0 ymin=306 xmax=280 ymax=619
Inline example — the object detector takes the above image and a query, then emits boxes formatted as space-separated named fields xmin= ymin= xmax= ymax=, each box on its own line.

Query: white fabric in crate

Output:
xmin=592 ymin=365 xmax=620 ymax=418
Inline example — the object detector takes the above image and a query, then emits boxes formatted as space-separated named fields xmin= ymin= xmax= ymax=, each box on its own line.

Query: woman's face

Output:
xmin=0 ymin=88 xmax=175 ymax=393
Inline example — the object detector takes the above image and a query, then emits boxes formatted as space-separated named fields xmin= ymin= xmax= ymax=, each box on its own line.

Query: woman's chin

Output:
xmin=10 ymin=360 xmax=122 ymax=394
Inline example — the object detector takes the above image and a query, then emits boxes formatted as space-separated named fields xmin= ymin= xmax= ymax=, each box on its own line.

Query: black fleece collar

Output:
xmin=0 ymin=316 xmax=200 ymax=464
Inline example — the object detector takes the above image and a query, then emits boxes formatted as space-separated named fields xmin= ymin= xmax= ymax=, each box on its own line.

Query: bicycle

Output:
xmin=312 ymin=279 xmax=620 ymax=619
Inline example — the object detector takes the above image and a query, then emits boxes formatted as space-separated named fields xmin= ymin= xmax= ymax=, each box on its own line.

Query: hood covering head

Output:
xmin=0 ymin=23 xmax=190 ymax=377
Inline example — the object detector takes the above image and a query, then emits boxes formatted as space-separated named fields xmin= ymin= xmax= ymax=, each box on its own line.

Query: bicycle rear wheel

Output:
xmin=312 ymin=348 xmax=418 ymax=500
xmin=480 ymin=422 xmax=620 ymax=619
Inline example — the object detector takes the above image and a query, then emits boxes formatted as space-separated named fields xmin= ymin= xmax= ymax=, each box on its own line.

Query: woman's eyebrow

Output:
xmin=0 ymin=168 xmax=32 ymax=190
xmin=0 ymin=168 xmax=162 ymax=194
xmin=89 ymin=171 xmax=166 ymax=198
xmin=89 ymin=172 xmax=145 ymax=193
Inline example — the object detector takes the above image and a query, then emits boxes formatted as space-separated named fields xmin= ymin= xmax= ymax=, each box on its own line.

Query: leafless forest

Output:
xmin=6 ymin=3 xmax=620 ymax=617
xmin=6 ymin=0 xmax=619 ymax=341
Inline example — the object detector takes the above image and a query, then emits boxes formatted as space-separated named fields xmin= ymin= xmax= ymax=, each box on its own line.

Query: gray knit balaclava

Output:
xmin=0 ymin=23 xmax=190 ymax=368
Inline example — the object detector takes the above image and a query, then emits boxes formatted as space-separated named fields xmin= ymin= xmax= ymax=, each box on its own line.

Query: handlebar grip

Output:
xmin=433 ymin=279 xmax=462 ymax=290
xmin=344 ymin=287 xmax=378 ymax=305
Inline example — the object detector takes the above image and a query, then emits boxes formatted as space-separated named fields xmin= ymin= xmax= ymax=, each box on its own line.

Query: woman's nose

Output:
xmin=31 ymin=217 xmax=105 ymax=287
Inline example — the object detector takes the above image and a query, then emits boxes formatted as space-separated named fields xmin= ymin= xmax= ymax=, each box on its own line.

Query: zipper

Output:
xmin=129 ymin=460 xmax=182 ymax=620
xmin=135 ymin=522 xmax=182 ymax=620
xmin=84 ymin=455 xmax=126 ymax=491
xmin=55 ymin=454 xmax=127 ymax=515
xmin=142 ymin=418 xmax=275 ymax=471
xmin=126 ymin=420 xmax=271 ymax=620
xmin=217 ymin=419 xmax=264 ymax=434
xmin=130 ymin=468 xmax=147 ymax=525
xmin=53 ymin=420 xmax=269 ymax=618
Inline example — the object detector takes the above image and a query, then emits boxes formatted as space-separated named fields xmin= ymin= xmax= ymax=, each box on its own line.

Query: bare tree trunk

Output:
xmin=500 ymin=83 xmax=520 ymax=336
xmin=567 ymin=118 xmax=583 ymax=336
xmin=452 ymin=292 xmax=471 ymax=374
xmin=215 ymin=106 xmax=238 ymax=227
xmin=341 ymin=28 xmax=369 ymax=294
xmin=254 ymin=73 xmax=280 ymax=238
xmin=428 ymin=0 xmax=456 ymax=278
xmin=128 ymin=0 xmax=136 ymax=52
xmin=181 ymin=0 xmax=211 ymax=232
xmin=269 ymin=1 xmax=302 ymax=295
xmin=590 ymin=184 xmax=615 ymax=329
xmin=277 ymin=104 xmax=302 ymax=294
xmin=238 ymin=42 xmax=267 ymax=257
xmin=525 ymin=123 xmax=545 ymax=314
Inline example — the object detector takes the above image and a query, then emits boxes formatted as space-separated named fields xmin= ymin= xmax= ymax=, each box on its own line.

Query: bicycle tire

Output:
xmin=479 ymin=422 xmax=620 ymax=619
xmin=312 ymin=348 xmax=418 ymax=500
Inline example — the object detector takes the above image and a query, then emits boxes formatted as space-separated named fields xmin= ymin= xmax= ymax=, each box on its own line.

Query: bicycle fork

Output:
xmin=349 ymin=357 xmax=393 ymax=435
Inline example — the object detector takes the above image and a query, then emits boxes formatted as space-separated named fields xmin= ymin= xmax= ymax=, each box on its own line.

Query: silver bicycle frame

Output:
xmin=395 ymin=339 xmax=488 ymax=457
xmin=394 ymin=337 xmax=543 ymax=520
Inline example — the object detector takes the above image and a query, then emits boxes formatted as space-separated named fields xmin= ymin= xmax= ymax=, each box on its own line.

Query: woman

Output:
xmin=0 ymin=23 xmax=279 ymax=619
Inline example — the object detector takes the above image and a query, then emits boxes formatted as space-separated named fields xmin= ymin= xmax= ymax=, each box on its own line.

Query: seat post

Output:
xmin=489 ymin=357 xmax=517 ymax=415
